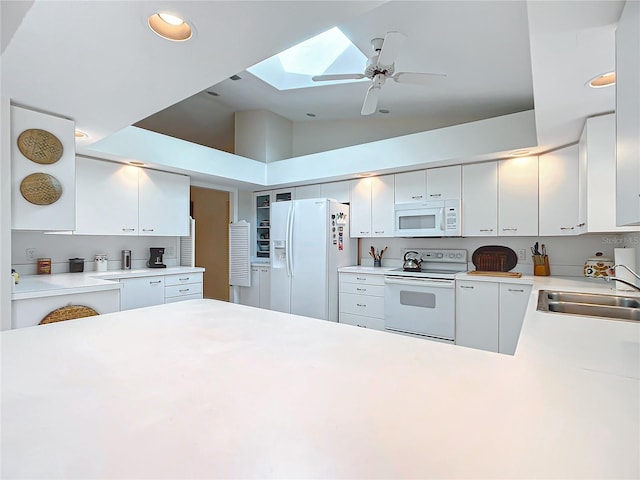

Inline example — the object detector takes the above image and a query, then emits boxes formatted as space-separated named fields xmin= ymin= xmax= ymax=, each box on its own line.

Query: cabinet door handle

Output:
xmin=502 ymin=227 xmax=518 ymax=231
xmin=142 ymin=228 xmax=154 ymax=232
xmin=374 ymin=230 xmax=385 ymax=234
xmin=356 ymin=324 xmax=368 ymax=328
xmin=356 ymin=287 xmax=367 ymax=292
xmin=479 ymin=229 xmax=494 ymax=232
xmin=356 ymin=303 xmax=367 ymax=307
xmin=576 ymin=223 xmax=586 ymax=227
xmin=460 ymin=285 xmax=474 ymax=289
xmin=508 ymin=288 xmax=525 ymax=292
xmin=150 ymin=280 xmax=162 ymax=285
xmin=429 ymin=193 xmax=442 ymax=197
xmin=122 ymin=228 xmax=135 ymax=232
xmin=179 ymin=288 xmax=190 ymax=293
xmin=356 ymin=277 xmax=367 ymax=281
xmin=359 ymin=231 xmax=370 ymax=235
xmin=560 ymin=226 xmax=575 ymax=230
xmin=179 ymin=277 xmax=190 ymax=281
xmin=411 ymin=195 xmax=423 ymax=199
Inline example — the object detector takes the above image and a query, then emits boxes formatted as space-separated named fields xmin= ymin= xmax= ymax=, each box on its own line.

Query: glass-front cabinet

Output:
xmin=256 ymin=193 xmax=270 ymax=259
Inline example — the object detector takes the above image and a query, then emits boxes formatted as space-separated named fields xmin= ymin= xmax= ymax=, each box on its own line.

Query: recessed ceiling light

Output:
xmin=129 ymin=161 xmax=145 ymax=166
xmin=509 ymin=149 xmax=531 ymax=157
xmin=306 ymin=113 xmax=316 ymax=117
xmin=148 ymin=12 xmax=192 ymax=41
xmin=74 ymin=130 xmax=88 ymax=139
xmin=229 ymin=75 xmax=242 ymax=81
xmin=206 ymin=91 xmax=220 ymax=96
xmin=378 ymin=108 xmax=390 ymax=114
xmin=587 ymin=71 xmax=616 ymax=88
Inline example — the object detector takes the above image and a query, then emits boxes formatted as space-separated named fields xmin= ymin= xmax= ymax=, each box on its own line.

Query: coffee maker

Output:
xmin=147 ymin=247 xmax=166 ymax=268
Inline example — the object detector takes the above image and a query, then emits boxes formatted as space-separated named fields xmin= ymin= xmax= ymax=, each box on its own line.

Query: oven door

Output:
xmin=384 ymin=275 xmax=455 ymax=341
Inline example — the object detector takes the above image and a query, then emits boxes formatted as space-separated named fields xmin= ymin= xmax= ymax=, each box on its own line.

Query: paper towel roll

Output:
xmin=614 ymin=247 xmax=637 ymax=289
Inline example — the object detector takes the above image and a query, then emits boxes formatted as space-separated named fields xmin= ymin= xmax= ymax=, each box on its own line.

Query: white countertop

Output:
xmin=1 ymin=291 xmax=638 ymax=478
xmin=11 ymin=266 xmax=205 ymax=300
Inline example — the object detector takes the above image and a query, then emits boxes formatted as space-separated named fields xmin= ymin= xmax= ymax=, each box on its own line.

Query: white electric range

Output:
xmin=384 ymin=248 xmax=468 ymax=342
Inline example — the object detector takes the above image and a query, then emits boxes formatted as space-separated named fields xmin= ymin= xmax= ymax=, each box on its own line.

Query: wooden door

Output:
xmin=190 ymin=186 xmax=230 ymax=301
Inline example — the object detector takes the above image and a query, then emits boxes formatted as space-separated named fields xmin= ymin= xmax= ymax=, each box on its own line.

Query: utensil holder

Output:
xmin=533 ymin=255 xmax=550 ymax=276
xmin=374 ymin=259 xmax=381 ymax=267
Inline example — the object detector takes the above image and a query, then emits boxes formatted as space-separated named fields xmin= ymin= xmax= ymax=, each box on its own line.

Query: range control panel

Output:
xmin=402 ymin=248 xmax=467 ymax=264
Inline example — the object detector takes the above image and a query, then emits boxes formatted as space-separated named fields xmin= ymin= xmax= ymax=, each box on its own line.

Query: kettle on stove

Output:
xmin=403 ymin=251 xmax=423 ymax=272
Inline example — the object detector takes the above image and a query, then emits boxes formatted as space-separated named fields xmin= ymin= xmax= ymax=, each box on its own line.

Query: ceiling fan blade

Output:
xmin=392 ymin=71 xmax=447 ymax=85
xmin=312 ymin=73 xmax=366 ymax=82
xmin=377 ymin=31 xmax=407 ymax=66
xmin=361 ymin=85 xmax=381 ymax=115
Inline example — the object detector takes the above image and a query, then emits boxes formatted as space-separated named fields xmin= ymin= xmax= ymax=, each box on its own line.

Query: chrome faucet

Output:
xmin=603 ymin=264 xmax=640 ymax=292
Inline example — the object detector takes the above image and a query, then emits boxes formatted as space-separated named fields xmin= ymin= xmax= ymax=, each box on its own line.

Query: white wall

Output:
xmin=235 ymin=110 xmax=292 ymax=163
xmin=358 ymin=233 xmax=628 ymax=278
xmin=1 ymin=96 xmax=12 ymax=330
xmin=11 ymin=232 xmax=180 ymax=275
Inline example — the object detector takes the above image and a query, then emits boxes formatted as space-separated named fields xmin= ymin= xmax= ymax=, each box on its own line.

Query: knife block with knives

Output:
xmin=532 ymin=242 xmax=550 ymax=276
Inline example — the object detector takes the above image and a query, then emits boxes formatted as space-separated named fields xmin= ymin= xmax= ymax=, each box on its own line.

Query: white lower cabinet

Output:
xmin=164 ymin=272 xmax=203 ymax=303
xmin=239 ymin=266 xmax=271 ymax=309
xmin=456 ymin=281 xmax=499 ymax=352
xmin=339 ymin=272 xmax=385 ymax=330
xmin=499 ymin=283 xmax=533 ymax=355
xmin=119 ymin=276 xmax=165 ymax=311
xmin=456 ymin=280 xmax=532 ymax=355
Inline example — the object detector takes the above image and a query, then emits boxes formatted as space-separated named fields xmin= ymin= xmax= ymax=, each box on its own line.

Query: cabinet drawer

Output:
xmin=340 ymin=282 xmax=384 ymax=296
xmin=165 ymin=282 xmax=203 ymax=298
xmin=340 ymin=272 xmax=385 ymax=286
xmin=165 ymin=272 xmax=203 ymax=287
xmin=339 ymin=313 xmax=385 ymax=331
xmin=340 ymin=292 xmax=384 ymax=318
xmin=164 ymin=293 xmax=202 ymax=303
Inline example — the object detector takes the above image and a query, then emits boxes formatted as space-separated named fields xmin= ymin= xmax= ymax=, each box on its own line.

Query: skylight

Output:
xmin=247 ymin=27 xmax=368 ymax=90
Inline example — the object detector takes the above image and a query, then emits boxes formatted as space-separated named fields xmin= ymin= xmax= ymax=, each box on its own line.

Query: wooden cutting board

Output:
xmin=467 ymin=270 xmax=523 ymax=278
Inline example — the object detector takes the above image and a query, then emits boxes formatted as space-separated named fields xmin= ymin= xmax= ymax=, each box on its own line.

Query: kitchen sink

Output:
xmin=537 ymin=290 xmax=640 ymax=322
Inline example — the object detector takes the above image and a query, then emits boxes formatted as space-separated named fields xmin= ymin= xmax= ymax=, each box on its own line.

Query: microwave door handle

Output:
xmin=439 ymin=208 xmax=445 ymax=231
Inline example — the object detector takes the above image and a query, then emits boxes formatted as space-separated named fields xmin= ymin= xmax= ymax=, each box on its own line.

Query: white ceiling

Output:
xmin=0 ymin=1 xmax=626 ymax=182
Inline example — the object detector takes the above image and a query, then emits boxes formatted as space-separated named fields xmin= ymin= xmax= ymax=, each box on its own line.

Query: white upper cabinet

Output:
xmin=539 ymin=144 xmax=583 ymax=236
xmin=76 ymin=158 xmax=189 ymax=236
xmin=350 ymin=178 xmax=372 ymax=237
xmin=394 ymin=170 xmax=426 ymax=203
xmin=462 ymin=162 xmax=498 ymax=236
xmin=615 ymin=0 xmax=640 ymax=226
xmin=294 ymin=184 xmax=321 ymax=200
xmin=138 ymin=168 xmax=190 ymax=236
xmin=271 ymin=188 xmax=293 ymax=203
xmin=425 ymin=165 xmax=461 ymax=200
xmin=371 ymin=175 xmax=395 ymax=237
xmin=320 ymin=181 xmax=350 ymax=204
xmin=498 ymin=157 xmax=538 ymax=236
xmin=76 ymin=158 xmax=139 ymax=235
xmin=350 ymin=175 xmax=394 ymax=237
xmin=583 ymin=114 xmax=638 ymax=232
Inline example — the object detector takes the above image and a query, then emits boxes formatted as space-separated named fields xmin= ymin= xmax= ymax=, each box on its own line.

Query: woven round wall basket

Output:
xmin=20 ymin=172 xmax=63 ymax=205
xmin=40 ymin=305 xmax=99 ymax=325
xmin=17 ymin=129 xmax=64 ymax=164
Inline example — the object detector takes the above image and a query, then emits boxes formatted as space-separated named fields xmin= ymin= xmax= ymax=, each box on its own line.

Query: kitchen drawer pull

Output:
xmin=576 ymin=222 xmax=585 ymax=227
xmin=142 ymin=228 xmax=155 ymax=232
xmin=357 ymin=324 xmax=367 ymax=328
xmin=356 ymin=277 xmax=367 ymax=281
xmin=122 ymin=228 xmax=135 ymax=232
xmin=179 ymin=288 xmax=190 ymax=293
xmin=508 ymin=288 xmax=525 ymax=292
xmin=356 ymin=287 xmax=367 ymax=292
xmin=356 ymin=303 xmax=367 ymax=307
xmin=459 ymin=285 xmax=474 ymax=289
xmin=479 ymin=229 xmax=494 ymax=232
xmin=149 ymin=280 xmax=162 ymax=285
xmin=502 ymin=227 xmax=518 ymax=231
xmin=429 ymin=193 xmax=442 ymax=197
xmin=179 ymin=277 xmax=190 ymax=281
xmin=411 ymin=195 xmax=423 ymax=199
xmin=560 ymin=226 xmax=575 ymax=230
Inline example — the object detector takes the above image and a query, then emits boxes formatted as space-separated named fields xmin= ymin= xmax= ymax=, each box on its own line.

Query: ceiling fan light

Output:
xmin=148 ymin=13 xmax=192 ymax=41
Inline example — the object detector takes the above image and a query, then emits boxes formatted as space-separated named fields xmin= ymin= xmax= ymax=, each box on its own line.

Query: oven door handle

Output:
xmin=384 ymin=276 xmax=455 ymax=288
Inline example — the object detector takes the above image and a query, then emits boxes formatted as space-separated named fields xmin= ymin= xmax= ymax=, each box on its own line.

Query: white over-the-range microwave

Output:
xmin=394 ymin=199 xmax=460 ymax=237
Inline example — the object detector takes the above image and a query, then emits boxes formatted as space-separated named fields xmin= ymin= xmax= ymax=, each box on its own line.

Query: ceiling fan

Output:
xmin=312 ymin=31 xmax=446 ymax=116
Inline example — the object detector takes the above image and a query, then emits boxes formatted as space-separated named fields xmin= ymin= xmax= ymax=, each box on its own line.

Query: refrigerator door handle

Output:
xmin=286 ymin=203 xmax=294 ymax=277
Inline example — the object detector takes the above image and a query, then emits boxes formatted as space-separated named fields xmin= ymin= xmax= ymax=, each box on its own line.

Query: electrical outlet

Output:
xmin=26 ymin=248 xmax=36 ymax=260
xmin=517 ymin=249 xmax=526 ymax=261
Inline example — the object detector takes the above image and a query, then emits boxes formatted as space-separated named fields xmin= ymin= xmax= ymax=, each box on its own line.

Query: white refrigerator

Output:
xmin=270 ymin=198 xmax=356 ymax=321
